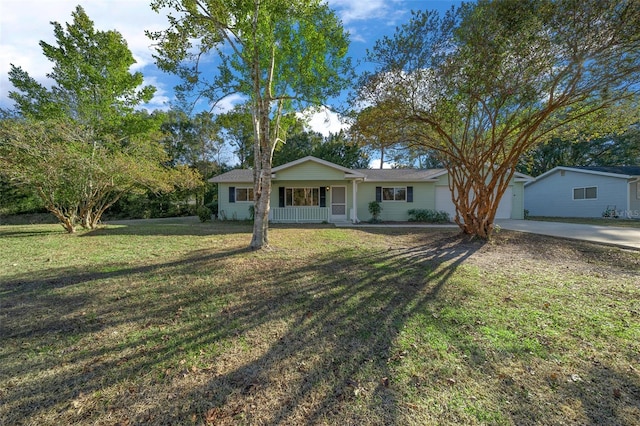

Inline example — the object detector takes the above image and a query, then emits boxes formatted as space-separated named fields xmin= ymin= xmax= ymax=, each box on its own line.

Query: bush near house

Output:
xmin=408 ymin=208 xmax=450 ymax=223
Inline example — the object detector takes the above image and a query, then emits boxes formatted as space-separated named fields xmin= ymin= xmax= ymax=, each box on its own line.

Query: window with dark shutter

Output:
xmin=319 ymin=187 xmax=326 ymax=207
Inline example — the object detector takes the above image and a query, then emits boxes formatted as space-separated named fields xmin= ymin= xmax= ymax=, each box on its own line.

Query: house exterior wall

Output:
xmin=271 ymin=179 xmax=353 ymax=222
xmin=432 ymin=175 xmax=525 ymax=220
xmin=214 ymin=160 xmax=529 ymax=222
xmin=356 ymin=181 xmax=435 ymax=222
xmin=217 ymin=182 xmax=255 ymax=220
xmin=275 ymin=162 xmax=346 ymax=181
xmin=525 ymin=170 xmax=628 ymax=217
xmin=628 ymin=181 xmax=640 ymax=218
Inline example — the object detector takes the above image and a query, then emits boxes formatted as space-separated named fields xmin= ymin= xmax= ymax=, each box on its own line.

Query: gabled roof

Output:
xmin=527 ymin=166 xmax=640 ymax=185
xmin=209 ymin=169 xmax=253 ymax=183
xmin=355 ymin=168 xmax=445 ymax=182
xmin=272 ymin=156 xmax=365 ymax=178
xmin=209 ymin=156 xmax=535 ymax=184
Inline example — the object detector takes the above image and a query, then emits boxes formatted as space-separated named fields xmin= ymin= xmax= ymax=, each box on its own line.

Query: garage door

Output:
xmin=435 ymin=187 xmax=512 ymax=220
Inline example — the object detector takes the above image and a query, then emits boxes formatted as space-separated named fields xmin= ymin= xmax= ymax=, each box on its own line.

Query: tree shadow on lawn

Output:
xmin=1 ymin=233 xmax=500 ymax=424
xmin=4 ymin=226 xmax=639 ymax=424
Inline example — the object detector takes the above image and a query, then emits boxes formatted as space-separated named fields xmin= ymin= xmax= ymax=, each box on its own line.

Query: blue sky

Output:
xmin=0 ymin=0 xmax=460 ymax=135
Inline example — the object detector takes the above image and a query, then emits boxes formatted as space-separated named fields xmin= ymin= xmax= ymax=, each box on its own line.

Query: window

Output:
xmin=382 ymin=187 xmax=407 ymax=201
xmin=235 ymin=187 xmax=254 ymax=202
xmin=285 ymin=187 xmax=320 ymax=206
xmin=573 ymin=186 xmax=597 ymax=200
xmin=637 ymin=182 xmax=640 ymax=200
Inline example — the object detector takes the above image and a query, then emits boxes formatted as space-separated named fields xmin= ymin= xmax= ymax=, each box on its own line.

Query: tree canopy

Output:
xmin=2 ymin=6 xmax=199 ymax=232
xmin=149 ymin=0 xmax=353 ymax=249
xmin=360 ymin=0 xmax=640 ymax=238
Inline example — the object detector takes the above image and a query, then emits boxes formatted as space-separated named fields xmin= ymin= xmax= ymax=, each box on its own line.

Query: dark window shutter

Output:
xmin=375 ymin=186 xmax=382 ymax=202
xmin=319 ymin=187 xmax=326 ymax=207
xmin=279 ymin=187 xmax=285 ymax=207
xmin=229 ymin=186 xmax=235 ymax=203
xmin=407 ymin=186 xmax=413 ymax=202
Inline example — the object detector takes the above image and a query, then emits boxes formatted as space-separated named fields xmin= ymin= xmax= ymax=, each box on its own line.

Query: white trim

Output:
xmin=381 ymin=186 xmax=408 ymax=202
xmin=235 ymin=187 xmax=254 ymax=202
xmin=284 ymin=187 xmax=321 ymax=207
xmin=528 ymin=166 xmax=634 ymax=186
xmin=330 ymin=186 xmax=348 ymax=222
xmin=272 ymin=155 xmax=366 ymax=178
xmin=351 ymin=179 xmax=360 ymax=223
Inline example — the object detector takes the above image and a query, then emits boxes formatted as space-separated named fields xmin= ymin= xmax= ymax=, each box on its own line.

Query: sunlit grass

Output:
xmin=1 ymin=218 xmax=639 ymax=425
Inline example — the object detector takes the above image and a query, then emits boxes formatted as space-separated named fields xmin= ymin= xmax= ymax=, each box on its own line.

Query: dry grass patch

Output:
xmin=1 ymin=218 xmax=639 ymax=425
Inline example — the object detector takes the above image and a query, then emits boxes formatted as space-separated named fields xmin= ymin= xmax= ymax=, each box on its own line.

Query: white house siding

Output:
xmin=433 ymin=175 xmax=524 ymax=220
xmin=356 ymin=181 xmax=435 ymax=222
xmin=525 ymin=170 xmax=628 ymax=218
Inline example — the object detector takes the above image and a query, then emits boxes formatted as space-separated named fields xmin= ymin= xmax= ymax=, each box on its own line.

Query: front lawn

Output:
xmin=1 ymin=218 xmax=639 ymax=425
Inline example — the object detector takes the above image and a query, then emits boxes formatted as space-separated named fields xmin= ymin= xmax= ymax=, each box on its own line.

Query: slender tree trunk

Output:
xmin=250 ymin=168 xmax=271 ymax=249
xmin=249 ymin=100 xmax=274 ymax=250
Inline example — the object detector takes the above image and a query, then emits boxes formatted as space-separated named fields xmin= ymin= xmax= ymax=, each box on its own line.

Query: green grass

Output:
xmin=1 ymin=217 xmax=639 ymax=425
xmin=529 ymin=215 xmax=640 ymax=228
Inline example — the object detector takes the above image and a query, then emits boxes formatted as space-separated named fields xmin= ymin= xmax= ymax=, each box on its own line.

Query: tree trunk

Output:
xmin=448 ymin=165 xmax=506 ymax=240
xmin=250 ymin=164 xmax=272 ymax=249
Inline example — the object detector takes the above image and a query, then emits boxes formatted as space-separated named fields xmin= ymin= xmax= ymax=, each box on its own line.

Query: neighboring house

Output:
xmin=525 ymin=166 xmax=640 ymax=218
xmin=210 ymin=156 xmax=531 ymax=223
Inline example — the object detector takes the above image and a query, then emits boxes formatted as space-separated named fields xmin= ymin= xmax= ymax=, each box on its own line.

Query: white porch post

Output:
xmin=351 ymin=179 xmax=359 ymax=223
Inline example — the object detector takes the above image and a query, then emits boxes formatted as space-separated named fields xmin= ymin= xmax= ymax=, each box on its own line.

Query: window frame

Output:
xmin=235 ymin=187 xmax=254 ymax=203
xmin=381 ymin=186 xmax=407 ymax=202
xmin=285 ymin=187 xmax=321 ymax=207
xmin=572 ymin=186 xmax=598 ymax=200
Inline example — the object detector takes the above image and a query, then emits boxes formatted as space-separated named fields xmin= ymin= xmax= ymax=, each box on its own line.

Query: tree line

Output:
xmin=2 ymin=0 xmax=639 ymax=244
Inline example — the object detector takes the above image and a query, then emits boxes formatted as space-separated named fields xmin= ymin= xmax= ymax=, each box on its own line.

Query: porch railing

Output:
xmin=270 ymin=207 xmax=330 ymax=223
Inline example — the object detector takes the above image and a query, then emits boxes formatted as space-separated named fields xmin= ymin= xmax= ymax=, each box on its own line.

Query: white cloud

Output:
xmin=211 ymin=93 xmax=246 ymax=114
xmin=298 ymin=106 xmax=351 ymax=137
xmin=369 ymin=158 xmax=394 ymax=169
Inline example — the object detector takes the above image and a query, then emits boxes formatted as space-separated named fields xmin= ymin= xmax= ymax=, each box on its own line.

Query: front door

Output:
xmin=331 ymin=186 xmax=347 ymax=222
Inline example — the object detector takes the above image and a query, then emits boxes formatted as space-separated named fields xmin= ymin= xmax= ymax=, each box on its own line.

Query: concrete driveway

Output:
xmin=497 ymin=220 xmax=640 ymax=250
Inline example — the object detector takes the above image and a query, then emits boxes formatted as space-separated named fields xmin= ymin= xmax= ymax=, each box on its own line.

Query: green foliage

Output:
xmin=368 ymin=201 xmax=382 ymax=222
xmin=519 ymin=125 xmax=640 ymax=176
xmin=196 ymin=205 xmax=212 ymax=222
xmin=215 ymin=105 xmax=256 ymax=168
xmin=3 ymin=6 xmax=201 ymax=231
xmin=407 ymin=209 xmax=450 ymax=223
xmin=149 ymin=0 xmax=353 ymax=249
xmin=273 ymin=125 xmax=369 ymax=168
xmin=360 ymin=0 xmax=640 ymax=238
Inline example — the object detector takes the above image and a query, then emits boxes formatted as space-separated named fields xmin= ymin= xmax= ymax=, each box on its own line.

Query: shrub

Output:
xmin=196 ymin=205 xmax=212 ymax=222
xmin=407 ymin=208 xmax=450 ymax=223
xmin=368 ymin=201 xmax=382 ymax=223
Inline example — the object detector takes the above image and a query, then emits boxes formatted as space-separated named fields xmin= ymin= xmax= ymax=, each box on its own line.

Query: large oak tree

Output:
xmin=360 ymin=0 xmax=640 ymax=238
xmin=148 ymin=0 xmax=352 ymax=249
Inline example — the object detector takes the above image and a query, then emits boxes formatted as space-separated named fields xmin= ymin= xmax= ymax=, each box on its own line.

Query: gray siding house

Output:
xmin=525 ymin=166 xmax=640 ymax=218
